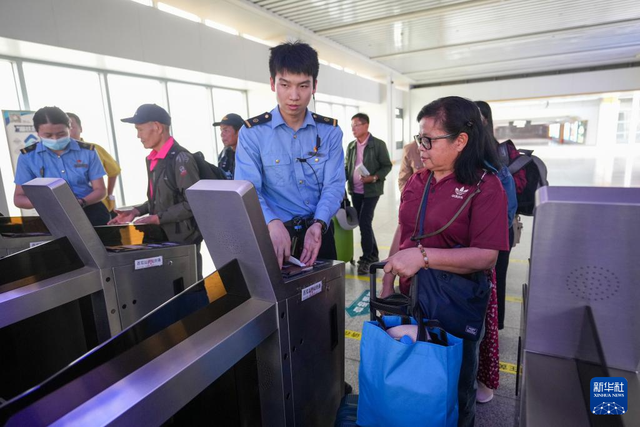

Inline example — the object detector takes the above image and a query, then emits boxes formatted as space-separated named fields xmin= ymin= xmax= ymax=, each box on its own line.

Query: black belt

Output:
xmin=283 ymin=216 xmax=314 ymax=258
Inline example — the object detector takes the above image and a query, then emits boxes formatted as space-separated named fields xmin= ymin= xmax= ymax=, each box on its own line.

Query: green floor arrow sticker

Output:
xmin=346 ymin=290 xmax=370 ymax=317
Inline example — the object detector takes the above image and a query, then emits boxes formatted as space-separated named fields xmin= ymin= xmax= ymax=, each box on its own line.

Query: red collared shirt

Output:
xmin=399 ymin=169 xmax=509 ymax=252
xmin=147 ymin=137 xmax=175 ymax=198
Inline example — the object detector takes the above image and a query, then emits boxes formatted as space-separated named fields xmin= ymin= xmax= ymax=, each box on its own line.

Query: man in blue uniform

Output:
xmin=14 ymin=106 xmax=108 ymax=225
xmin=235 ymin=41 xmax=345 ymax=268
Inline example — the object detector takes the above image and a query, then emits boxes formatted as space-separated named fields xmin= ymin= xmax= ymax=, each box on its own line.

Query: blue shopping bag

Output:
xmin=357 ymin=315 xmax=463 ymax=427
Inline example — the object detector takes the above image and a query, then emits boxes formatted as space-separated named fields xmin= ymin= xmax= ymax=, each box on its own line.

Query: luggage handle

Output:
xmin=369 ymin=261 xmax=390 ymax=321
xmin=368 ymin=261 xmax=447 ymax=345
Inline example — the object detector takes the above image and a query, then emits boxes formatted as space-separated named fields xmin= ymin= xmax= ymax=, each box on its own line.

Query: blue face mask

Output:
xmin=41 ymin=136 xmax=71 ymax=150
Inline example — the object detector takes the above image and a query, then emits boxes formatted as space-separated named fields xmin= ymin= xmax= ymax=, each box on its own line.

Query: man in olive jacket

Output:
xmin=110 ymin=104 xmax=202 ymax=278
xmin=345 ymin=113 xmax=392 ymax=275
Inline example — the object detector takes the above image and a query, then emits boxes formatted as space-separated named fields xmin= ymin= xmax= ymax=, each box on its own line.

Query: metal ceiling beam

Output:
xmin=315 ymin=0 xmax=503 ymax=36
xmin=403 ymin=44 xmax=640 ymax=78
xmin=371 ymin=18 xmax=640 ymax=61
xmin=411 ymin=61 xmax=640 ymax=88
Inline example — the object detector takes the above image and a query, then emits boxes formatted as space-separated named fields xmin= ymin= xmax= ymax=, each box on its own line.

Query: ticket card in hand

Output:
xmin=356 ymin=164 xmax=370 ymax=176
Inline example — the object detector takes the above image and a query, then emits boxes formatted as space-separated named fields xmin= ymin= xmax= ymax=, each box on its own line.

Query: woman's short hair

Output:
xmin=417 ymin=96 xmax=500 ymax=185
xmin=33 ymin=106 xmax=70 ymax=133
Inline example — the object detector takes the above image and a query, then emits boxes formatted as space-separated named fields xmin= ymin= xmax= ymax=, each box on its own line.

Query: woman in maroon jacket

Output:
xmin=382 ymin=96 xmax=509 ymax=427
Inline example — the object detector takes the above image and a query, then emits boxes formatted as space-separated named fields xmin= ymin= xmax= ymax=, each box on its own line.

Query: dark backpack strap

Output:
xmin=508 ymin=155 xmax=532 ymax=175
xmin=496 ymin=141 xmax=510 ymax=167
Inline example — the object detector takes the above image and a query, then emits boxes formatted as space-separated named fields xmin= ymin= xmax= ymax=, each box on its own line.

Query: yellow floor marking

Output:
xmin=506 ymin=295 xmax=523 ymax=303
xmin=346 ymin=273 xmax=382 ymax=282
xmin=509 ymin=258 xmax=528 ymax=264
xmin=499 ymin=361 xmax=520 ymax=375
xmin=345 ymin=330 xmax=520 ymax=375
xmin=345 ymin=330 xmax=363 ymax=340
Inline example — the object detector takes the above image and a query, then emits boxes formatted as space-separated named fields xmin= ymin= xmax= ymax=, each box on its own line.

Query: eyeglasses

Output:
xmin=413 ymin=132 xmax=458 ymax=150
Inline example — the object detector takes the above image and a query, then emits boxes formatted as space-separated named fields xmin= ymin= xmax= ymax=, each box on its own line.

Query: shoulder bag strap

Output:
xmin=411 ymin=170 xmax=488 ymax=241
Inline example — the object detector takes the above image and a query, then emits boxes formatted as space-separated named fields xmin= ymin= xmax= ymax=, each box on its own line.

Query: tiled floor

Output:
xmin=341 ymin=143 xmax=640 ymax=426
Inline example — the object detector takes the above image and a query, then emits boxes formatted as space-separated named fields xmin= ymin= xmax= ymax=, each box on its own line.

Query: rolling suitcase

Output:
xmin=333 ymin=194 xmax=358 ymax=265
xmin=332 ymin=216 xmax=354 ymax=264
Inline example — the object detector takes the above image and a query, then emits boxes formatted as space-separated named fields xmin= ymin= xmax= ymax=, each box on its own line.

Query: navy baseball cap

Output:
xmin=121 ymin=104 xmax=171 ymax=125
xmin=213 ymin=113 xmax=244 ymax=130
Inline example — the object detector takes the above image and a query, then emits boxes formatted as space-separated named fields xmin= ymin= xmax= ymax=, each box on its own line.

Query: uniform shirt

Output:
xmin=218 ymin=146 xmax=235 ymax=179
xmin=82 ymin=140 xmax=121 ymax=211
xmin=81 ymin=139 xmax=121 ymax=178
xmin=235 ymin=107 xmax=345 ymax=225
xmin=14 ymin=139 xmax=106 ymax=199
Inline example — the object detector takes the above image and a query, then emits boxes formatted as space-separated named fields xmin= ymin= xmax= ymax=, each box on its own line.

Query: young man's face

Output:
xmin=270 ymin=70 xmax=316 ymax=121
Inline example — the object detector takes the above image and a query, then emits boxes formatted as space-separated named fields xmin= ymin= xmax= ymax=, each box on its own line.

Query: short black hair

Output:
xmin=351 ymin=113 xmax=369 ymax=125
xmin=66 ymin=112 xmax=82 ymax=128
xmin=269 ymin=41 xmax=319 ymax=86
xmin=33 ymin=106 xmax=70 ymax=132
xmin=417 ymin=96 xmax=500 ymax=186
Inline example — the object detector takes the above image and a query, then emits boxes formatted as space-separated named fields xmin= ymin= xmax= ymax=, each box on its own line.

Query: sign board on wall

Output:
xmin=3 ymin=110 xmax=37 ymax=172
xmin=3 ymin=110 xmax=38 ymax=216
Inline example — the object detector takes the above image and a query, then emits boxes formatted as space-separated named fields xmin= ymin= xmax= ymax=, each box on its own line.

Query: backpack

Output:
xmin=484 ymin=161 xmax=517 ymax=226
xmin=497 ymin=140 xmax=548 ymax=216
xmin=165 ymin=146 xmax=228 ymax=195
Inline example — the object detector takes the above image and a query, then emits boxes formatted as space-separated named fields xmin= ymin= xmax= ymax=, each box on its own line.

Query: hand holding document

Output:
xmin=356 ymin=163 xmax=370 ymax=177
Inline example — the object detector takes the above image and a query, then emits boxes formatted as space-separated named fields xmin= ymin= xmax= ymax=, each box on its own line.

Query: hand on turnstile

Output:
xmin=108 ymin=208 xmax=139 ymax=225
xmin=300 ymin=222 xmax=322 ymax=266
xmin=268 ymin=219 xmax=291 ymax=269
xmin=134 ymin=214 xmax=159 ymax=225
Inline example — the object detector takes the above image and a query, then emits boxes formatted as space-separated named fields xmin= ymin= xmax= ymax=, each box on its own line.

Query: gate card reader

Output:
xmin=0 ymin=178 xmax=196 ymax=403
xmin=0 ymin=216 xmax=50 ymax=257
xmin=518 ymin=186 xmax=640 ymax=426
xmin=0 ymin=179 xmax=346 ymax=427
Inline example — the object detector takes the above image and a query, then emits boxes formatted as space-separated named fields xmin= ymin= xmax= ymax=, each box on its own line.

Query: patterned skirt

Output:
xmin=477 ymin=269 xmax=500 ymax=389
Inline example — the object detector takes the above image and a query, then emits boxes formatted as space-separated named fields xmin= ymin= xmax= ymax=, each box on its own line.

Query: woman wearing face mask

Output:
xmin=13 ymin=106 xmax=109 ymax=226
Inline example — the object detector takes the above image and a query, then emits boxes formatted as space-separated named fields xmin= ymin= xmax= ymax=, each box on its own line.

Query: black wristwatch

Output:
xmin=313 ymin=219 xmax=328 ymax=234
xmin=79 ymin=198 xmax=87 ymax=208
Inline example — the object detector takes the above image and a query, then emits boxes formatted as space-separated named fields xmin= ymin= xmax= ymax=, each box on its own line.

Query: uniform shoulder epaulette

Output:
xmin=311 ymin=113 xmax=338 ymax=127
xmin=77 ymin=141 xmax=95 ymax=150
xmin=20 ymin=142 xmax=39 ymax=154
xmin=244 ymin=112 xmax=272 ymax=129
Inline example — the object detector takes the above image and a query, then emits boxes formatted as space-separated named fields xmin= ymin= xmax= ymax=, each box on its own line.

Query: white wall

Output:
xmin=0 ymin=0 xmax=383 ymax=104
xmin=410 ymin=68 xmax=640 ymax=137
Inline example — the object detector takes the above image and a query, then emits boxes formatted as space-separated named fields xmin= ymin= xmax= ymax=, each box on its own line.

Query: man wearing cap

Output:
xmin=212 ymin=113 xmax=244 ymax=179
xmin=109 ymin=104 xmax=202 ymax=277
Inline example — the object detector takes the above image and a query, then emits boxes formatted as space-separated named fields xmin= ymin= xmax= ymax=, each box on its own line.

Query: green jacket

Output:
xmin=135 ymin=140 xmax=201 ymax=244
xmin=345 ymin=134 xmax=392 ymax=198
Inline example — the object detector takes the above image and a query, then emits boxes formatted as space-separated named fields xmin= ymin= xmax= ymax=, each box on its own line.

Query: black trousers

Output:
xmin=495 ymin=227 xmax=515 ymax=330
xmin=318 ymin=221 xmax=337 ymax=260
xmin=83 ymin=203 xmax=110 ymax=226
xmin=351 ymin=193 xmax=380 ymax=263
